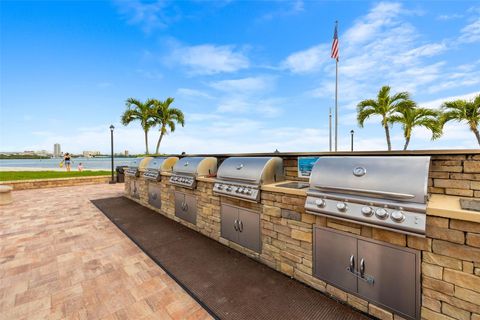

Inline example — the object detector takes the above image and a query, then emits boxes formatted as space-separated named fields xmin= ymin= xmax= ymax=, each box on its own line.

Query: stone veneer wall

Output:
xmin=0 ymin=175 xmax=111 ymax=190
xmin=260 ymin=192 xmax=480 ymax=320
xmin=124 ymin=151 xmax=480 ymax=320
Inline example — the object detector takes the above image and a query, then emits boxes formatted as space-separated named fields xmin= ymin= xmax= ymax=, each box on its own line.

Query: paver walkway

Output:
xmin=0 ymin=184 xmax=212 ymax=320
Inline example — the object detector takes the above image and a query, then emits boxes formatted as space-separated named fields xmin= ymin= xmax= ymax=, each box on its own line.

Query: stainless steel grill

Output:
xmin=169 ymin=157 xmax=217 ymax=189
xmin=125 ymin=157 xmax=152 ymax=177
xmin=305 ymin=156 xmax=430 ymax=236
xmin=213 ymin=157 xmax=284 ymax=202
xmin=142 ymin=157 xmax=178 ymax=181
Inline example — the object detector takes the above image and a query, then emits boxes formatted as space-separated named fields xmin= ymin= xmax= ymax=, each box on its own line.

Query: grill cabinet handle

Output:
xmin=239 ymin=220 xmax=243 ymax=232
xmin=313 ymin=186 xmax=415 ymax=200
xmin=348 ymin=255 xmax=355 ymax=272
xmin=360 ymin=258 xmax=365 ymax=277
xmin=234 ymin=219 xmax=239 ymax=231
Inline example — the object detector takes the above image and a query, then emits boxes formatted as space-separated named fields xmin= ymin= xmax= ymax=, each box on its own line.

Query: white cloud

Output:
xmin=343 ymin=2 xmax=403 ymax=44
xmin=114 ymin=0 xmax=172 ymax=33
xmin=281 ymin=44 xmax=330 ymax=73
xmin=177 ymin=88 xmax=212 ymax=99
xmin=259 ymin=0 xmax=304 ymax=22
xmin=418 ymin=91 xmax=480 ymax=109
xmin=216 ymin=97 xmax=283 ymax=117
xmin=436 ymin=14 xmax=463 ymax=21
xmin=291 ymin=1 xmax=480 ymax=114
xmin=459 ymin=18 xmax=480 ymax=43
xmin=209 ymin=76 xmax=274 ymax=93
xmin=169 ymin=44 xmax=249 ymax=75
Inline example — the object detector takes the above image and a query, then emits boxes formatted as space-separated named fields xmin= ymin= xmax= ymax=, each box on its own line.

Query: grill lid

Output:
xmin=128 ymin=157 xmax=152 ymax=169
xmin=217 ymin=157 xmax=284 ymax=185
xmin=309 ymin=156 xmax=430 ymax=204
xmin=146 ymin=157 xmax=178 ymax=172
xmin=172 ymin=157 xmax=217 ymax=177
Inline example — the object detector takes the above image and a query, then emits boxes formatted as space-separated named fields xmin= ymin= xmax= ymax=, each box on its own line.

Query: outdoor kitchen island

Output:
xmin=124 ymin=151 xmax=480 ymax=320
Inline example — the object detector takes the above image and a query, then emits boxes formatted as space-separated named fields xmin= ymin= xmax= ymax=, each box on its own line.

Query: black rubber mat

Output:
xmin=91 ymin=196 xmax=372 ymax=320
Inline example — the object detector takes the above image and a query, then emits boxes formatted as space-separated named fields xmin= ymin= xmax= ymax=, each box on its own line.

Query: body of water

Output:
xmin=0 ymin=157 xmax=134 ymax=170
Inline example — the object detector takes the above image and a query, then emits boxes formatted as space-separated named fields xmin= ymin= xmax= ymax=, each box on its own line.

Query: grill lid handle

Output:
xmin=313 ymin=185 xmax=415 ymax=200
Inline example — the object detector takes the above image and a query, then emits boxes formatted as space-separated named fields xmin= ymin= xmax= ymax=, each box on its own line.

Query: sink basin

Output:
xmin=276 ymin=182 xmax=310 ymax=189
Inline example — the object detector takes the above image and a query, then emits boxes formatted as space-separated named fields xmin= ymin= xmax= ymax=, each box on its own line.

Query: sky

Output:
xmin=1 ymin=0 xmax=479 ymax=154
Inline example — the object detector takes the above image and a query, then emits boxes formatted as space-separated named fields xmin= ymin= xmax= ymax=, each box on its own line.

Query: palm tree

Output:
xmin=357 ymin=86 xmax=412 ymax=151
xmin=440 ymin=94 xmax=480 ymax=146
xmin=151 ymin=97 xmax=185 ymax=154
xmin=121 ymin=98 xmax=156 ymax=154
xmin=389 ymin=103 xmax=442 ymax=150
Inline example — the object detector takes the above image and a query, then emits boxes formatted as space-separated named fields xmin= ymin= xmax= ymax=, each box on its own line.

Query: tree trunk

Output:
xmin=403 ymin=136 xmax=410 ymax=150
xmin=144 ymin=130 xmax=149 ymax=154
xmin=473 ymin=128 xmax=480 ymax=146
xmin=155 ymin=126 xmax=165 ymax=154
xmin=384 ymin=121 xmax=392 ymax=151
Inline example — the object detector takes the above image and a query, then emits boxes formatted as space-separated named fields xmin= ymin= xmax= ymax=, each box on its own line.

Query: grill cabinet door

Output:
xmin=237 ymin=208 xmax=261 ymax=253
xmin=130 ymin=180 xmax=139 ymax=199
xmin=183 ymin=194 xmax=197 ymax=225
xmin=148 ymin=184 xmax=161 ymax=209
xmin=174 ymin=192 xmax=189 ymax=222
xmin=221 ymin=204 xmax=239 ymax=243
xmin=314 ymin=227 xmax=357 ymax=293
xmin=357 ymin=240 xmax=418 ymax=320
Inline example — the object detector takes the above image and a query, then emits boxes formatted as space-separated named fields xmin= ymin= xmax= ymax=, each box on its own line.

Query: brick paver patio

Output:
xmin=0 ymin=184 xmax=212 ymax=320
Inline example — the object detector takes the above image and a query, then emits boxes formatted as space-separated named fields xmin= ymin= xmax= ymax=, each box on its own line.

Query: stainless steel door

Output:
xmin=357 ymin=240 xmax=418 ymax=319
xmin=221 ymin=204 xmax=239 ymax=243
xmin=148 ymin=184 xmax=161 ymax=209
xmin=175 ymin=192 xmax=189 ymax=222
xmin=130 ymin=180 xmax=139 ymax=199
xmin=184 ymin=194 xmax=197 ymax=225
xmin=314 ymin=228 xmax=357 ymax=293
xmin=238 ymin=208 xmax=261 ymax=253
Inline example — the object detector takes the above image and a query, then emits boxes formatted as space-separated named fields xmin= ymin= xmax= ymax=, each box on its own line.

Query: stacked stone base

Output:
xmin=125 ymin=175 xmax=480 ymax=320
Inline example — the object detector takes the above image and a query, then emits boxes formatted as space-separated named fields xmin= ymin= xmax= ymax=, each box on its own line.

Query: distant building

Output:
xmin=83 ymin=151 xmax=101 ymax=157
xmin=54 ymin=143 xmax=61 ymax=157
xmin=124 ymin=150 xmax=129 ymax=156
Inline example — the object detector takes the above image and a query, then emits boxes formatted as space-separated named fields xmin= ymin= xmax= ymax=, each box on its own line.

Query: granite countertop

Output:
xmin=427 ymin=194 xmax=480 ymax=223
xmin=261 ymin=181 xmax=308 ymax=197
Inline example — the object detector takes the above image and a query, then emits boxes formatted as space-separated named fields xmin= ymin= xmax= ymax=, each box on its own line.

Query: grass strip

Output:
xmin=0 ymin=171 xmax=110 ymax=181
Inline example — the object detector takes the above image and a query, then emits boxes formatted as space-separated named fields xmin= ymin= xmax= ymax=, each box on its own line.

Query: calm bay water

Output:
xmin=0 ymin=157 xmax=133 ymax=170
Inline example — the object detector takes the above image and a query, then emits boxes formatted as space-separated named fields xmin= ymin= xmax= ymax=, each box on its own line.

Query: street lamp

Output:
xmin=350 ymin=130 xmax=355 ymax=152
xmin=109 ymin=125 xmax=116 ymax=184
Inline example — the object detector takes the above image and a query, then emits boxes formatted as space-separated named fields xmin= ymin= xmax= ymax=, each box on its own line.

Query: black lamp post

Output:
xmin=109 ymin=125 xmax=116 ymax=184
xmin=350 ymin=130 xmax=355 ymax=152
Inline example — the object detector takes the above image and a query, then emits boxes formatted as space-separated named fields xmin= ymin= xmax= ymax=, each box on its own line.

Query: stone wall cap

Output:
xmin=0 ymin=185 xmax=13 ymax=192
xmin=428 ymin=194 xmax=480 ymax=223
xmin=157 ymin=149 xmax=479 ymax=158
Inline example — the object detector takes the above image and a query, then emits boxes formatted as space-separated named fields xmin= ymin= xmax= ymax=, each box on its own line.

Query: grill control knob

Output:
xmin=361 ymin=206 xmax=373 ymax=217
xmin=246 ymin=189 xmax=252 ymax=195
xmin=226 ymin=186 xmax=232 ymax=191
xmin=375 ymin=208 xmax=388 ymax=219
xmin=336 ymin=202 xmax=347 ymax=212
xmin=391 ymin=211 xmax=405 ymax=223
xmin=315 ymin=199 xmax=326 ymax=208
xmin=217 ymin=184 xmax=224 ymax=190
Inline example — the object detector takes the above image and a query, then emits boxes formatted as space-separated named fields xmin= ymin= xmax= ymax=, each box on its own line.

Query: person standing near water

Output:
xmin=63 ymin=153 xmax=73 ymax=172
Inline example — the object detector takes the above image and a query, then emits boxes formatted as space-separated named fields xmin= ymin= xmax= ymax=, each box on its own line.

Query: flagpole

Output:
xmin=335 ymin=57 xmax=338 ymax=151
xmin=329 ymin=107 xmax=332 ymax=151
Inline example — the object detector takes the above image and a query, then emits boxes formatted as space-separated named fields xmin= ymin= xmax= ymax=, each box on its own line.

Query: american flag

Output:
xmin=331 ymin=22 xmax=339 ymax=61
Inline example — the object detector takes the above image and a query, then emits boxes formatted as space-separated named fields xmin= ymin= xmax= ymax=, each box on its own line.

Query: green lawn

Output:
xmin=0 ymin=171 xmax=111 ymax=181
